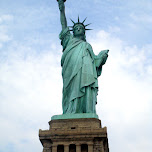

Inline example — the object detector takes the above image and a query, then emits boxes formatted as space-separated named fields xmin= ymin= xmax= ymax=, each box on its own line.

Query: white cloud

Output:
xmin=88 ymin=30 xmax=152 ymax=152
xmin=108 ymin=26 xmax=121 ymax=33
xmin=0 ymin=14 xmax=13 ymax=48
xmin=0 ymin=14 xmax=13 ymax=23
xmin=0 ymin=39 xmax=63 ymax=151
xmin=0 ymin=32 xmax=11 ymax=42
xmin=0 ymin=1 xmax=152 ymax=152
xmin=130 ymin=13 xmax=152 ymax=23
xmin=0 ymin=25 xmax=152 ymax=152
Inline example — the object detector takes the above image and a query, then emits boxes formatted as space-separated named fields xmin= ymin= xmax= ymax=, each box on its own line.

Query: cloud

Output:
xmin=130 ymin=13 xmax=152 ymax=23
xmin=0 ymin=14 xmax=13 ymax=48
xmin=0 ymin=14 xmax=13 ymax=23
xmin=88 ymin=30 xmax=152 ymax=152
xmin=0 ymin=36 xmax=63 ymax=152
xmin=0 ymin=1 xmax=152 ymax=151
xmin=89 ymin=30 xmax=152 ymax=80
xmin=0 ymin=27 xmax=152 ymax=152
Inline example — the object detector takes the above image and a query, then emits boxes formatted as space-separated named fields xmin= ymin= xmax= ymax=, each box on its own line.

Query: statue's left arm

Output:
xmin=87 ymin=44 xmax=109 ymax=77
xmin=95 ymin=50 xmax=109 ymax=67
xmin=87 ymin=44 xmax=109 ymax=66
xmin=94 ymin=50 xmax=109 ymax=77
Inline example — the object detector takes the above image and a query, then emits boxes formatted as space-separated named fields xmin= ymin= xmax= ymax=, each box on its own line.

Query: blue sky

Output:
xmin=0 ymin=0 xmax=152 ymax=152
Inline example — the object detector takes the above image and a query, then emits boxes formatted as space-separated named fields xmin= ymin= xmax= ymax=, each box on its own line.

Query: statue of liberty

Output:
xmin=57 ymin=0 xmax=109 ymax=114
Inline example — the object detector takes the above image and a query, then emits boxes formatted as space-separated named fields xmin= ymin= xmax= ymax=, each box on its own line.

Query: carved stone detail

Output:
xmin=39 ymin=118 xmax=109 ymax=152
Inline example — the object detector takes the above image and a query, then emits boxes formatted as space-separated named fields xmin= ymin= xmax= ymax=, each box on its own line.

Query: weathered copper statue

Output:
xmin=57 ymin=0 xmax=109 ymax=114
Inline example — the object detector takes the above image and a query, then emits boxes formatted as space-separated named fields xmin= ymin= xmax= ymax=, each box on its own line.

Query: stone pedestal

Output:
xmin=39 ymin=118 xmax=109 ymax=152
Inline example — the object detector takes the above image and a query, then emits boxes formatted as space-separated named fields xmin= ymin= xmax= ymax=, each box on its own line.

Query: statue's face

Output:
xmin=73 ymin=24 xmax=85 ymax=36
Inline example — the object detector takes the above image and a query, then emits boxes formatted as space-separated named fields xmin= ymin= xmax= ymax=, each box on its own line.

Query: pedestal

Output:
xmin=39 ymin=118 xmax=109 ymax=152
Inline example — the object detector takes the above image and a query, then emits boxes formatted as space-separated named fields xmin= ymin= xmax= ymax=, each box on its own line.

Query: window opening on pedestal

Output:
xmin=81 ymin=144 xmax=88 ymax=152
xmin=57 ymin=145 xmax=64 ymax=152
xmin=69 ymin=144 xmax=76 ymax=152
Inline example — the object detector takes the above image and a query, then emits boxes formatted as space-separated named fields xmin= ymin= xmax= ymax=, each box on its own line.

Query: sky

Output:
xmin=0 ymin=0 xmax=152 ymax=152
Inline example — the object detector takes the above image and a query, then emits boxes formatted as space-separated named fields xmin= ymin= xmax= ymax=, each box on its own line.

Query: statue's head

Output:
xmin=69 ymin=17 xmax=92 ymax=40
xmin=73 ymin=24 xmax=85 ymax=37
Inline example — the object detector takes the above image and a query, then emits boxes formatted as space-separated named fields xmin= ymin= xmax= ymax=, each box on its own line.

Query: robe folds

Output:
xmin=59 ymin=27 xmax=108 ymax=114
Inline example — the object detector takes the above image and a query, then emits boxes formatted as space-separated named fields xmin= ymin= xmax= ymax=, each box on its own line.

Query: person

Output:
xmin=57 ymin=0 xmax=109 ymax=114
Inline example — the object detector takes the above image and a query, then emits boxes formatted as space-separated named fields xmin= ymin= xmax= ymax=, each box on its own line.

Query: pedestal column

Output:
xmin=52 ymin=145 xmax=57 ymax=152
xmin=43 ymin=147 xmax=51 ymax=152
xmin=39 ymin=118 xmax=109 ymax=152
xmin=101 ymin=141 xmax=105 ymax=152
xmin=76 ymin=144 xmax=81 ymax=152
xmin=42 ymin=141 xmax=52 ymax=152
xmin=88 ymin=144 xmax=93 ymax=152
xmin=64 ymin=144 xmax=69 ymax=152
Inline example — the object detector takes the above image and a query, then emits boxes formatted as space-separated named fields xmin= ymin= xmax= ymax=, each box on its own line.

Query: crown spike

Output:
xmin=70 ymin=18 xmax=75 ymax=24
xmin=78 ymin=15 xmax=80 ymax=23
xmin=82 ymin=17 xmax=87 ymax=24
xmin=85 ymin=28 xmax=93 ymax=30
xmin=85 ymin=23 xmax=92 ymax=27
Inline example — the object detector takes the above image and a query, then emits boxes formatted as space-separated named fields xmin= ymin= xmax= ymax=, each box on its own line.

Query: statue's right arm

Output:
xmin=58 ymin=0 xmax=67 ymax=31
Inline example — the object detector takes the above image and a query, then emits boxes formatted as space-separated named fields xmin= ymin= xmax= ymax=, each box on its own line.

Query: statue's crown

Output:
xmin=69 ymin=16 xmax=92 ymax=31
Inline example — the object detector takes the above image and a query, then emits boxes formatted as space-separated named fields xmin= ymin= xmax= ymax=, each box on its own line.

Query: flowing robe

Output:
xmin=60 ymin=27 xmax=108 ymax=114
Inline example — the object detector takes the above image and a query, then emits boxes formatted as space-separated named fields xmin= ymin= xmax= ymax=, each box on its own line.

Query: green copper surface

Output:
xmin=57 ymin=0 xmax=109 ymax=116
xmin=51 ymin=113 xmax=98 ymax=120
xmin=57 ymin=0 xmax=66 ymax=2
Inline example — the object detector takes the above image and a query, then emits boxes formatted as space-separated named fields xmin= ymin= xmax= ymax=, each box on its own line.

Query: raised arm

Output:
xmin=57 ymin=0 xmax=67 ymax=31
